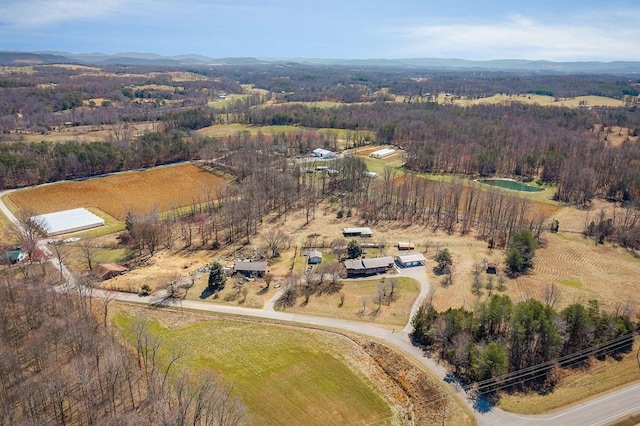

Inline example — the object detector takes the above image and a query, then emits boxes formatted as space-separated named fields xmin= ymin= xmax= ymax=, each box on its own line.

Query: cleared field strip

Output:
xmin=7 ymin=163 xmax=227 ymax=221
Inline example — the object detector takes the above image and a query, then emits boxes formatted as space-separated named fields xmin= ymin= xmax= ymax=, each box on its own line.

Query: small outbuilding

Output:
xmin=307 ymin=249 xmax=323 ymax=265
xmin=342 ymin=227 xmax=373 ymax=238
xmin=3 ymin=250 xmax=27 ymax=264
xmin=234 ymin=260 xmax=268 ymax=277
xmin=344 ymin=256 xmax=395 ymax=277
xmin=312 ymin=148 xmax=336 ymax=159
xmin=396 ymin=253 xmax=426 ymax=268
xmin=397 ymin=242 xmax=415 ymax=250
xmin=95 ymin=263 xmax=128 ymax=280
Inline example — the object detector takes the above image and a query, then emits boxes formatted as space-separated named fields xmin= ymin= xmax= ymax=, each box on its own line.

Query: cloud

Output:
xmin=395 ymin=12 xmax=640 ymax=61
xmin=0 ymin=0 xmax=131 ymax=26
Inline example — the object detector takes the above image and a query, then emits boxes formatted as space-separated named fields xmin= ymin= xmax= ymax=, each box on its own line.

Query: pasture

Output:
xmin=113 ymin=308 xmax=398 ymax=426
xmin=6 ymin=163 xmax=227 ymax=220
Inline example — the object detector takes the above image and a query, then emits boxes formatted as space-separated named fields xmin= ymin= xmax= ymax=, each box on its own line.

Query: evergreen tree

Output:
xmin=506 ymin=229 xmax=536 ymax=274
xmin=208 ymin=262 xmax=226 ymax=292
xmin=347 ymin=240 xmax=363 ymax=259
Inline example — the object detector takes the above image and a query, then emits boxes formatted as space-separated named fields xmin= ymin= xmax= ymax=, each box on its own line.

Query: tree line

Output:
xmin=410 ymin=294 xmax=635 ymax=395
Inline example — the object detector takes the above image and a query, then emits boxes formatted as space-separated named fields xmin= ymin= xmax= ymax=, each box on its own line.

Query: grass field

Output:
xmin=6 ymin=163 xmax=227 ymax=220
xmin=113 ymin=308 xmax=397 ymax=426
xmin=499 ymin=341 xmax=640 ymax=414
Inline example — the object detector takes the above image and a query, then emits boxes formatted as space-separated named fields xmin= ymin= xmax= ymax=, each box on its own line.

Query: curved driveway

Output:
xmin=1 ymin=189 xmax=639 ymax=425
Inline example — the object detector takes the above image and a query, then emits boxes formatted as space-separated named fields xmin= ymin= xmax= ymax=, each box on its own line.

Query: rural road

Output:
xmin=1 ymin=188 xmax=638 ymax=425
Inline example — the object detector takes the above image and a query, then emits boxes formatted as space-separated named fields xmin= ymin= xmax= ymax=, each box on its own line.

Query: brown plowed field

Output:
xmin=7 ymin=163 xmax=227 ymax=220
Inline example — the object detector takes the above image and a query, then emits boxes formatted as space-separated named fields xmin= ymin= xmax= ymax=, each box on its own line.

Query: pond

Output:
xmin=478 ymin=178 xmax=544 ymax=192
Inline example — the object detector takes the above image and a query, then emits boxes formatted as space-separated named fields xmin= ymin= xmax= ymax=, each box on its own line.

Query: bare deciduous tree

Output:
xmin=262 ymin=228 xmax=291 ymax=259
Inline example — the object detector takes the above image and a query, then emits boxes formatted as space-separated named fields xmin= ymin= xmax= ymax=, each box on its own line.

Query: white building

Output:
xmin=396 ymin=253 xmax=426 ymax=267
xmin=370 ymin=148 xmax=396 ymax=159
xmin=31 ymin=208 xmax=105 ymax=236
xmin=312 ymin=148 xmax=336 ymax=159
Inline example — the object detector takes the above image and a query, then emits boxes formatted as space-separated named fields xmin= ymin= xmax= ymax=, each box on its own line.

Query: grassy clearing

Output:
xmin=196 ymin=123 xmax=301 ymax=138
xmin=64 ymin=245 xmax=133 ymax=271
xmin=434 ymin=93 xmax=626 ymax=108
xmin=207 ymin=94 xmax=255 ymax=110
xmin=498 ymin=341 xmax=640 ymax=414
xmin=286 ymin=276 xmax=420 ymax=328
xmin=113 ymin=311 xmax=395 ymax=426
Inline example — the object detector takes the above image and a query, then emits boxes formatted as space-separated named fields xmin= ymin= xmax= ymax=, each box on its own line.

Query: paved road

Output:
xmin=1 ymin=188 xmax=639 ymax=425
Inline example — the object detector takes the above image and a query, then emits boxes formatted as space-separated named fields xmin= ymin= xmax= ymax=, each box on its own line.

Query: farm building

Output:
xmin=31 ymin=208 xmax=105 ymax=236
xmin=95 ymin=263 xmax=128 ymax=280
xmin=370 ymin=148 xmax=396 ymax=159
xmin=312 ymin=148 xmax=336 ymax=159
xmin=234 ymin=260 xmax=268 ymax=277
xmin=396 ymin=253 xmax=426 ymax=268
xmin=343 ymin=256 xmax=395 ymax=277
xmin=307 ymin=249 xmax=323 ymax=264
xmin=397 ymin=242 xmax=415 ymax=250
xmin=363 ymin=171 xmax=377 ymax=178
xmin=343 ymin=227 xmax=373 ymax=237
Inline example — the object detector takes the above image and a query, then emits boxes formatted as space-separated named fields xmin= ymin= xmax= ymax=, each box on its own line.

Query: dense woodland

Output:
xmin=411 ymin=294 xmax=635 ymax=396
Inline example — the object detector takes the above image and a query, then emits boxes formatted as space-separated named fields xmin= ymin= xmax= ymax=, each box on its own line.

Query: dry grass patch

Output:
xmin=7 ymin=163 xmax=227 ymax=220
xmin=285 ymin=276 xmax=420 ymax=327
xmin=185 ymin=270 xmax=279 ymax=309
xmin=499 ymin=341 xmax=640 ymax=414
xmin=104 ymin=248 xmax=220 ymax=293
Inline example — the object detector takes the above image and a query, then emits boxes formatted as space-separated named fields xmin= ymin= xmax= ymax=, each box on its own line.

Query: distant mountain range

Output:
xmin=1 ymin=50 xmax=640 ymax=74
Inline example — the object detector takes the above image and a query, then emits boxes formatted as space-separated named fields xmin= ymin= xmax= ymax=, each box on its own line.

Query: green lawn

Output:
xmin=114 ymin=314 xmax=393 ymax=426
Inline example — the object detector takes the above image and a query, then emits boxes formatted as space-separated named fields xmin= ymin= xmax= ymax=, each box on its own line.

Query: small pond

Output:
xmin=478 ymin=178 xmax=544 ymax=192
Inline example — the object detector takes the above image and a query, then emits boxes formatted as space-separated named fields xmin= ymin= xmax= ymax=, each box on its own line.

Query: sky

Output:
xmin=0 ymin=0 xmax=639 ymax=61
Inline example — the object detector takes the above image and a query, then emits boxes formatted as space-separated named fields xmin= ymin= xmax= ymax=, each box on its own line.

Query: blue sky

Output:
xmin=0 ymin=0 xmax=639 ymax=61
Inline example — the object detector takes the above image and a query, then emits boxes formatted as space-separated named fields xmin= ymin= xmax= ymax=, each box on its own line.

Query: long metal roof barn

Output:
xmin=31 ymin=208 xmax=105 ymax=236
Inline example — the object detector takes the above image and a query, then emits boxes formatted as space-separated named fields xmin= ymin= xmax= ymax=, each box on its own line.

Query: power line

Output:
xmin=471 ymin=332 xmax=636 ymax=395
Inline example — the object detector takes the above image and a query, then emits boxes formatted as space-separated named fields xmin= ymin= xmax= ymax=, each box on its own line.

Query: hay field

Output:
xmin=7 ymin=163 xmax=227 ymax=220
xmin=428 ymin=201 xmax=640 ymax=315
xmin=114 ymin=310 xmax=397 ymax=426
